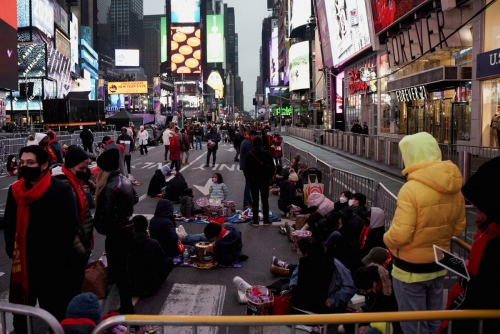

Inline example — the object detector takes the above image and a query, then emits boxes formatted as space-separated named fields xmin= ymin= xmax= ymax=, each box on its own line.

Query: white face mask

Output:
xmin=339 ymin=197 xmax=347 ymax=203
xmin=348 ymin=199 xmax=355 ymax=207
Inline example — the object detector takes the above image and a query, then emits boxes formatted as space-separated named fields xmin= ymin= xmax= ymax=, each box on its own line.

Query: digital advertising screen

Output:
xmin=288 ymin=41 xmax=310 ymax=91
xmin=161 ymin=16 xmax=168 ymax=63
xmin=207 ymin=15 xmax=224 ymax=63
xmin=115 ymin=49 xmax=140 ymax=67
xmin=109 ymin=94 xmax=126 ymax=110
xmin=269 ymin=20 xmax=279 ymax=86
xmin=0 ymin=0 xmax=18 ymax=90
xmin=18 ymin=44 xmax=47 ymax=78
xmin=371 ymin=0 xmax=429 ymax=35
xmin=32 ymin=0 xmax=55 ymax=39
xmin=80 ymin=26 xmax=92 ymax=46
xmin=107 ymin=81 xmax=148 ymax=94
xmin=315 ymin=0 xmax=333 ymax=68
xmin=47 ymin=45 xmax=72 ymax=98
xmin=289 ymin=0 xmax=311 ymax=35
xmin=56 ymin=29 xmax=71 ymax=60
xmin=70 ymin=13 xmax=79 ymax=72
xmin=52 ymin=0 xmax=69 ymax=35
xmin=326 ymin=0 xmax=371 ymax=67
xmin=171 ymin=0 xmax=201 ymax=24
xmin=170 ymin=26 xmax=201 ymax=75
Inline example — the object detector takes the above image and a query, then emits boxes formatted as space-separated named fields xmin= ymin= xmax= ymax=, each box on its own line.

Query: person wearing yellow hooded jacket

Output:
xmin=384 ymin=132 xmax=466 ymax=334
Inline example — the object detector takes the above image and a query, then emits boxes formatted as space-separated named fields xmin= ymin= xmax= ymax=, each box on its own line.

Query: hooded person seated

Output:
xmin=61 ymin=293 xmax=102 ymax=334
xmin=362 ymin=247 xmax=393 ymax=272
xmin=177 ymin=223 xmax=248 ymax=266
xmin=128 ymin=215 xmax=173 ymax=296
xmin=163 ymin=172 xmax=187 ymax=203
xmin=147 ymin=165 xmax=170 ymax=198
xmin=179 ymin=188 xmax=197 ymax=218
xmin=149 ymin=200 xmax=179 ymax=258
xmin=345 ymin=193 xmax=368 ymax=218
xmin=353 ymin=265 xmax=403 ymax=334
xmin=278 ymin=169 xmax=308 ymax=215
xmin=360 ymin=207 xmax=386 ymax=256
xmin=307 ymin=193 xmax=335 ymax=217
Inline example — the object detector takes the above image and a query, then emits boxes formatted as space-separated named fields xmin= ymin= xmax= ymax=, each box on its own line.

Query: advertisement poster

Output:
xmin=70 ymin=13 xmax=79 ymax=73
xmin=52 ymin=0 xmax=68 ymax=35
xmin=207 ymin=70 xmax=224 ymax=98
xmin=32 ymin=0 xmax=54 ymax=39
xmin=171 ymin=0 xmax=200 ymax=24
xmin=161 ymin=16 xmax=168 ymax=63
xmin=0 ymin=0 xmax=18 ymax=90
xmin=289 ymin=0 xmax=311 ymax=35
xmin=269 ymin=19 xmax=279 ymax=86
xmin=18 ymin=44 xmax=47 ymax=78
xmin=56 ymin=29 xmax=71 ymax=59
xmin=288 ymin=41 xmax=310 ymax=91
xmin=327 ymin=0 xmax=371 ymax=67
xmin=371 ymin=0 xmax=429 ymax=35
xmin=80 ymin=26 xmax=92 ymax=46
xmin=115 ymin=49 xmax=140 ymax=67
xmin=47 ymin=45 xmax=72 ymax=98
xmin=207 ymin=15 xmax=224 ymax=63
xmin=336 ymin=72 xmax=344 ymax=114
xmin=107 ymin=81 xmax=148 ymax=94
xmin=171 ymin=26 xmax=201 ymax=75
xmin=315 ymin=0 xmax=333 ymax=68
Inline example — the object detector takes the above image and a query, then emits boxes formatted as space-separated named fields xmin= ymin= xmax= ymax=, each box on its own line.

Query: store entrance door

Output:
xmin=407 ymin=105 xmax=425 ymax=135
xmin=451 ymin=102 xmax=469 ymax=144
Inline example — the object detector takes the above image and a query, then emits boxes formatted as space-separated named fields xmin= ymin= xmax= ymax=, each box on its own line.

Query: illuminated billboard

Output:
xmin=161 ymin=16 xmax=168 ymax=62
xmin=32 ymin=0 xmax=55 ymax=39
xmin=269 ymin=19 xmax=279 ymax=86
xmin=47 ymin=45 xmax=72 ymax=98
xmin=289 ymin=0 xmax=311 ymax=35
xmin=70 ymin=13 xmax=79 ymax=72
xmin=56 ymin=29 xmax=71 ymax=59
xmin=171 ymin=26 xmax=201 ymax=75
xmin=107 ymin=81 xmax=148 ymax=94
xmin=326 ymin=0 xmax=371 ymax=67
xmin=171 ymin=0 xmax=201 ymax=24
xmin=0 ymin=0 xmax=18 ymax=90
xmin=315 ymin=0 xmax=333 ymax=68
xmin=207 ymin=70 xmax=224 ymax=98
xmin=288 ymin=41 xmax=310 ymax=91
xmin=53 ymin=0 xmax=68 ymax=35
xmin=371 ymin=0 xmax=430 ymax=35
xmin=207 ymin=15 xmax=224 ymax=63
xmin=115 ymin=49 xmax=140 ymax=67
xmin=18 ymin=44 xmax=47 ymax=78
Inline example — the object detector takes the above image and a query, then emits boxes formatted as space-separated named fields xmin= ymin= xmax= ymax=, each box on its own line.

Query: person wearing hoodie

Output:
xmin=35 ymin=133 xmax=57 ymax=163
xmin=147 ymin=165 xmax=170 ymax=198
xmin=179 ymin=188 xmax=195 ymax=218
xmin=149 ymin=199 xmax=179 ymax=258
xmin=163 ymin=172 xmax=187 ymax=203
xmin=360 ymin=207 xmax=386 ymax=256
xmin=383 ymin=132 xmax=466 ymax=334
xmin=101 ymin=137 xmax=127 ymax=176
xmin=128 ymin=216 xmax=173 ymax=296
xmin=307 ymin=193 xmax=335 ymax=216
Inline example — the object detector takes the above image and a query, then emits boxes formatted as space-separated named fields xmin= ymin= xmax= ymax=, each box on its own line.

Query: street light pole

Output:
xmin=25 ymin=75 xmax=30 ymax=131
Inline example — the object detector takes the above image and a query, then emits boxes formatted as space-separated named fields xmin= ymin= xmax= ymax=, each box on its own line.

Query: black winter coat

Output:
xmin=79 ymin=129 xmax=94 ymax=144
xmin=243 ymin=148 xmax=275 ymax=183
xmin=278 ymin=180 xmax=296 ymax=209
xmin=214 ymin=225 xmax=248 ymax=266
xmin=149 ymin=200 xmax=179 ymax=257
xmin=147 ymin=170 xmax=166 ymax=197
xmin=50 ymin=141 xmax=64 ymax=163
xmin=163 ymin=176 xmax=188 ymax=203
xmin=233 ymin=134 xmax=243 ymax=150
xmin=206 ymin=131 xmax=221 ymax=150
xmin=179 ymin=196 xmax=195 ymax=218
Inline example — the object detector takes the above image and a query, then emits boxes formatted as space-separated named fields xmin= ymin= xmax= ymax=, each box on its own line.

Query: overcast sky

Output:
xmin=143 ymin=0 xmax=270 ymax=111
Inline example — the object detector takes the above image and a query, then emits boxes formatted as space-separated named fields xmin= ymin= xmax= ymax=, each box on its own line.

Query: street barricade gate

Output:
xmin=0 ymin=301 xmax=64 ymax=334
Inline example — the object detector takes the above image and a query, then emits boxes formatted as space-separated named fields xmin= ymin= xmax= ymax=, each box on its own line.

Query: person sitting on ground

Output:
xmin=179 ymin=188 xmax=195 ymax=218
xmin=278 ymin=169 xmax=308 ymax=216
xmin=353 ymin=265 xmax=403 ymax=334
xmin=362 ymin=247 xmax=393 ymax=272
xmin=163 ymin=172 xmax=188 ymax=203
xmin=307 ymin=193 xmax=335 ymax=217
xmin=147 ymin=165 xmax=170 ymax=198
xmin=345 ymin=192 xmax=367 ymax=218
xmin=333 ymin=191 xmax=352 ymax=212
xmin=360 ymin=207 xmax=386 ymax=256
xmin=209 ymin=173 xmax=228 ymax=201
xmin=177 ymin=223 xmax=248 ymax=266
xmin=149 ymin=199 xmax=180 ymax=258
xmin=128 ymin=215 xmax=174 ymax=297
xmin=61 ymin=293 xmax=102 ymax=334
xmin=290 ymin=155 xmax=300 ymax=173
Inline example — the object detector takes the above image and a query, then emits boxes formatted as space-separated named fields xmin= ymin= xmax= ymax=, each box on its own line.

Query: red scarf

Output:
xmin=11 ymin=171 xmax=51 ymax=304
xmin=215 ymin=227 xmax=227 ymax=243
xmin=245 ymin=135 xmax=252 ymax=141
xmin=45 ymin=141 xmax=57 ymax=162
xmin=62 ymin=166 xmax=86 ymax=223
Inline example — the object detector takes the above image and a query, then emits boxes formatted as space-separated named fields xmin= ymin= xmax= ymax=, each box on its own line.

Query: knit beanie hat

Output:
xmin=289 ymin=170 xmax=298 ymax=182
xmin=35 ymin=133 xmax=47 ymax=143
xmin=97 ymin=148 xmax=119 ymax=172
xmin=462 ymin=156 xmax=500 ymax=223
xmin=66 ymin=293 xmax=102 ymax=325
xmin=161 ymin=165 xmax=171 ymax=175
xmin=65 ymin=145 xmax=90 ymax=169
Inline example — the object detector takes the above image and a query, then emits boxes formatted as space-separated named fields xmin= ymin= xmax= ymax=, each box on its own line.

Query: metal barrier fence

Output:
xmin=91 ymin=311 xmax=500 ymax=334
xmin=0 ymin=301 xmax=64 ymax=334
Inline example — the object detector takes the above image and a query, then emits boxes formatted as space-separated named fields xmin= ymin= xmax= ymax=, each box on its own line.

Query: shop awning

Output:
xmin=387 ymin=66 xmax=472 ymax=92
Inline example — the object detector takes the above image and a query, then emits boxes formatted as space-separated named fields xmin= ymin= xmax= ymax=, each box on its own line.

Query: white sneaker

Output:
xmin=236 ymin=290 xmax=248 ymax=304
xmin=337 ymin=324 xmax=345 ymax=334
xmin=233 ymin=276 xmax=252 ymax=292
xmin=177 ymin=225 xmax=187 ymax=241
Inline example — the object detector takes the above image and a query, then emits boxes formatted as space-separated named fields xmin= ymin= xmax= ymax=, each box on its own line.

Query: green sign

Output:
xmin=161 ymin=16 xmax=167 ymax=62
xmin=207 ymin=15 xmax=224 ymax=63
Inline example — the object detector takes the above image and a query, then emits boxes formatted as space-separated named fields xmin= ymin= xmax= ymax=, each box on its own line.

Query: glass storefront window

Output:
xmin=484 ymin=0 xmax=500 ymax=52
xmin=482 ymin=79 xmax=500 ymax=147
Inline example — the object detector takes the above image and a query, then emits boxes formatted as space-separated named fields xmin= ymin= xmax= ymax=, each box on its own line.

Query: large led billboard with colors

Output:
xmin=170 ymin=26 xmax=201 ymax=74
xmin=115 ymin=49 xmax=140 ymax=67
xmin=108 ymin=81 xmax=148 ymax=94
xmin=32 ymin=0 xmax=55 ymax=39
xmin=288 ymin=41 xmax=310 ymax=91
xmin=0 ymin=0 xmax=18 ymax=90
xmin=161 ymin=16 xmax=168 ymax=63
xmin=315 ymin=0 xmax=333 ymax=68
xmin=269 ymin=19 xmax=279 ymax=86
xmin=207 ymin=15 xmax=224 ymax=63
xmin=370 ymin=0 xmax=430 ymax=35
xmin=70 ymin=13 xmax=79 ymax=72
xmin=289 ymin=0 xmax=311 ymax=36
xmin=171 ymin=0 xmax=200 ymax=24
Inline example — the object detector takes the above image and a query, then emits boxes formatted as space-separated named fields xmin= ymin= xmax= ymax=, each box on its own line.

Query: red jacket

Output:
xmin=169 ymin=135 xmax=181 ymax=160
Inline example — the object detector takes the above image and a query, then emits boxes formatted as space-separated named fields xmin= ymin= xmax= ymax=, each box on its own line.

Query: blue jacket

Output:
xmin=239 ymin=138 xmax=252 ymax=170
xmin=209 ymin=182 xmax=228 ymax=200
xmin=327 ymin=259 xmax=357 ymax=309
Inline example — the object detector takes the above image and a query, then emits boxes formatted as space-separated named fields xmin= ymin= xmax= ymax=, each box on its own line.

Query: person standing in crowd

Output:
xmin=384 ymin=132 xmax=466 ymax=334
xmin=138 ymin=125 xmax=149 ymax=156
xmin=149 ymin=199 xmax=180 ymax=258
xmin=351 ymin=120 xmax=362 ymax=134
xmin=180 ymin=129 xmax=190 ymax=165
xmin=205 ymin=126 xmax=221 ymax=168
xmin=35 ymin=133 xmax=57 ymax=164
xmin=101 ymin=136 xmax=127 ymax=176
xmin=233 ymin=129 xmax=243 ymax=162
xmin=244 ymin=136 xmax=275 ymax=226
xmin=162 ymin=125 xmax=172 ymax=162
xmin=93 ymin=148 xmax=138 ymax=314
xmin=361 ymin=122 xmax=369 ymax=135
xmin=194 ymin=124 xmax=203 ymax=150
xmin=117 ymin=127 xmax=134 ymax=175
xmin=240 ymin=129 xmax=257 ymax=210
xmin=271 ymin=129 xmax=283 ymax=165
xmin=46 ymin=132 xmax=63 ymax=163
xmin=187 ymin=125 xmax=195 ymax=149
xmin=79 ymin=128 xmax=94 ymax=153
xmin=261 ymin=127 xmax=272 ymax=152
xmin=4 ymin=146 xmax=83 ymax=332
xmin=169 ymin=127 xmax=181 ymax=174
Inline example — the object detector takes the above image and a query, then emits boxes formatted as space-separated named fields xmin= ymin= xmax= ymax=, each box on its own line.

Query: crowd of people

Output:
xmin=3 ymin=122 xmax=500 ymax=334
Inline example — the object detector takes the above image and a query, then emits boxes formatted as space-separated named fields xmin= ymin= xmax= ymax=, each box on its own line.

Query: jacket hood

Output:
xmin=35 ymin=133 xmax=47 ymax=143
xmin=154 ymin=199 xmax=174 ymax=217
xmin=399 ymin=132 xmax=441 ymax=169
xmin=405 ymin=161 xmax=463 ymax=195
xmin=369 ymin=207 xmax=385 ymax=229
xmin=307 ymin=193 xmax=326 ymax=208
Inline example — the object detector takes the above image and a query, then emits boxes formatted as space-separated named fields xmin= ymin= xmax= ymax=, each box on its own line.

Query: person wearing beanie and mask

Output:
xmin=438 ymin=156 xmax=500 ymax=334
xmin=239 ymin=129 xmax=258 ymax=210
xmin=61 ymin=292 xmax=102 ymax=334
xmin=147 ymin=165 xmax=170 ymax=198
xmin=383 ymin=132 xmax=466 ymax=334
xmin=4 ymin=145 xmax=82 ymax=331
xmin=243 ymin=136 xmax=275 ymax=226
xmin=205 ymin=125 xmax=221 ymax=167
xmin=51 ymin=145 xmax=94 ymax=289
xmin=278 ymin=169 xmax=307 ymax=216
xmin=137 ymin=125 xmax=149 ymax=155
xmin=93 ymin=148 xmax=139 ymax=315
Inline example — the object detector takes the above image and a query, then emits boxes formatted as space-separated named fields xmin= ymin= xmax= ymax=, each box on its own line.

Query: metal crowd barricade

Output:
xmin=306 ymin=152 xmax=317 ymax=170
xmin=316 ymin=159 xmax=332 ymax=198
xmin=330 ymin=169 xmax=378 ymax=209
xmin=0 ymin=301 xmax=64 ymax=334
xmin=91 ymin=311 xmax=500 ymax=334
xmin=375 ymin=183 xmax=398 ymax=230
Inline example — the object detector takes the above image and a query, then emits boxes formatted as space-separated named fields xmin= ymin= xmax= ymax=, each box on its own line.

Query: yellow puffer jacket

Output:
xmin=384 ymin=132 xmax=466 ymax=264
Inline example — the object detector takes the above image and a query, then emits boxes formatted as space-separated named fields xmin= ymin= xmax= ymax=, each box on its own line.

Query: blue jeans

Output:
xmin=195 ymin=136 xmax=202 ymax=149
xmin=183 ymin=234 xmax=213 ymax=244
xmin=206 ymin=149 xmax=217 ymax=165
xmin=243 ymin=180 xmax=252 ymax=207
xmin=393 ymin=275 xmax=445 ymax=334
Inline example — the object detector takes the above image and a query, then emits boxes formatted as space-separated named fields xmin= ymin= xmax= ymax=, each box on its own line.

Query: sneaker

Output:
xmin=177 ymin=225 xmax=187 ymax=241
xmin=263 ymin=220 xmax=272 ymax=226
xmin=233 ymin=276 xmax=252 ymax=292
xmin=204 ymin=164 xmax=209 ymax=167
xmin=278 ymin=225 xmax=287 ymax=235
xmin=212 ymin=165 xmax=215 ymax=168
xmin=251 ymin=221 xmax=260 ymax=227
xmin=337 ymin=325 xmax=345 ymax=334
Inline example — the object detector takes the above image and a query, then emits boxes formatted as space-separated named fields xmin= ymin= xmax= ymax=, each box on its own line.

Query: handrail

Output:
xmin=0 ymin=301 xmax=64 ymax=334
xmin=452 ymin=236 xmax=472 ymax=252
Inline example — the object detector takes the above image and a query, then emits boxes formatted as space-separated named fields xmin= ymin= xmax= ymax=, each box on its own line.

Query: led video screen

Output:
xmin=171 ymin=0 xmax=201 ymax=24
xmin=371 ymin=0 xmax=430 ymax=35
xmin=207 ymin=15 xmax=224 ymax=63
xmin=170 ymin=26 xmax=201 ymax=75
xmin=288 ymin=41 xmax=310 ymax=91
xmin=115 ymin=49 xmax=140 ymax=67
xmin=0 ymin=0 xmax=18 ymax=90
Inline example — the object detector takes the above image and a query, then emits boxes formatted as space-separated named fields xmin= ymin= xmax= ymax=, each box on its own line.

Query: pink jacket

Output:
xmin=307 ymin=193 xmax=334 ymax=216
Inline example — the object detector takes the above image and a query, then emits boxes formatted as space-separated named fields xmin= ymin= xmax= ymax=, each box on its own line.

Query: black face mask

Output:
xmin=75 ymin=169 xmax=91 ymax=181
xmin=40 ymin=141 xmax=48 ymax=147
xmin=21 ymin=166 xmax=43 ymax=182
